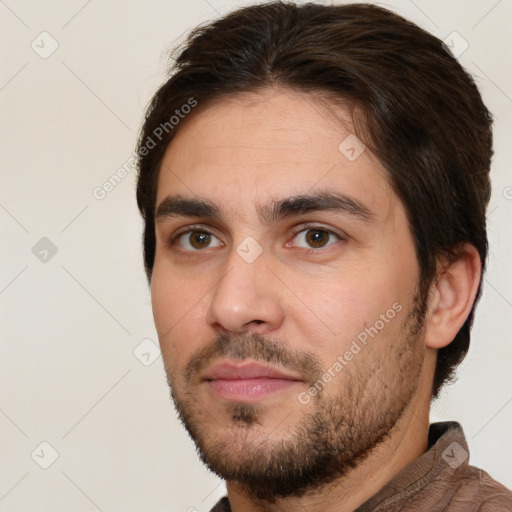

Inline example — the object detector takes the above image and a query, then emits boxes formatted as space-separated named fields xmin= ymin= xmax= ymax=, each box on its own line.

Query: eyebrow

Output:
xmin=260 ymin=190 xmax=375 ymax=224
xmin=154 ymin=190 xmax=375 ymax=224
xmin=155 ymin=196 xmax=220 ymax=221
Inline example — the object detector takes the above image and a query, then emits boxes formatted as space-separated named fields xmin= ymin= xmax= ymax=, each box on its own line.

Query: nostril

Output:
xmin=240 ymin=319 xmax=265 ymax=330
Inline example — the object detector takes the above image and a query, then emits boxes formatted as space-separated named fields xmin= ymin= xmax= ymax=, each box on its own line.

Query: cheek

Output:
xmin=150 ymin=267 xmax=207 ymax=372
xmin=299 ymin=269 xmax=395 ymax=329
xmin=287 ymin=266 xmax=410 ymax=362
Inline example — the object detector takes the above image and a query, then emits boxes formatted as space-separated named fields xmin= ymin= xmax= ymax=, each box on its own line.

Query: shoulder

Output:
xmin=454 ymin=465 xmax=512 ymax=511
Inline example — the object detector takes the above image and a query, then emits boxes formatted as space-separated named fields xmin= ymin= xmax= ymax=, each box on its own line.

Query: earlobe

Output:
xmin=424 ymin=244 xmax=481 ymax=350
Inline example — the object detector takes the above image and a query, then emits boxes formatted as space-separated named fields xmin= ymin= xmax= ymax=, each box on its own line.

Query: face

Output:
xmin=151 ymin=88 xmax=427 ymax=502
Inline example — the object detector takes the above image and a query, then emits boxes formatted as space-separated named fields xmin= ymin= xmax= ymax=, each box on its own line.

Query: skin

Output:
xmin=150 ymin=88 xmax=481 ymax=511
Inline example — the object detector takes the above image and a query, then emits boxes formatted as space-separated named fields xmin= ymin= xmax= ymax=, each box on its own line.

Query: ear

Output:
xmin=424 ymin=244 xmax=482 ymax=350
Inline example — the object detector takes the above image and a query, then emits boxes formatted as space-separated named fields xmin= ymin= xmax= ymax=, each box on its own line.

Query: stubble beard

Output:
xmin=165 ymin=292 xmax=427 ymax=504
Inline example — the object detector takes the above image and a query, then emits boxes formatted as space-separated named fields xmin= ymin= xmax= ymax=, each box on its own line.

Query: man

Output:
xmin=135 ymin=2 xmax=512 ymax=511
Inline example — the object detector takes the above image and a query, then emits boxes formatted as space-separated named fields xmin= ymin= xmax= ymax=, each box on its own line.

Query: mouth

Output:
xmin=202 ymin=359 xmax=303 ymax=402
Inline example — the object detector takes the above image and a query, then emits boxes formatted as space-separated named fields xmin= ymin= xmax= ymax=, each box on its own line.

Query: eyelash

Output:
xmin=287 ymin=223 xmax=344 ymax=252
xmin=168 ymin=224 xmax=216 ymax=249
xmin=168 ymin=223 xmax=345 ymax=253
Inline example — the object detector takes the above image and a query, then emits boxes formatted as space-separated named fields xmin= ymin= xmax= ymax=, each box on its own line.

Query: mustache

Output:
xmin=183 ymin=332 xmax=323 ymax=384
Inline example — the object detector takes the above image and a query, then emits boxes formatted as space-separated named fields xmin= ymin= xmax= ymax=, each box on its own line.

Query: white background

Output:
xmin=1 ymin=0 xmax=511 ymax=510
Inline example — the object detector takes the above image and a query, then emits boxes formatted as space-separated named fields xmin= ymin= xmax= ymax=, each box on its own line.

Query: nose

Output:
xmin=205 ymin=246 xmax=285 ymax=335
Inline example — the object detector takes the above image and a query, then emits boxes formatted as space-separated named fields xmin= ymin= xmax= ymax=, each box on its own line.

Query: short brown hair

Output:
xmin=136 ymin=1 xmax=493 ymax=398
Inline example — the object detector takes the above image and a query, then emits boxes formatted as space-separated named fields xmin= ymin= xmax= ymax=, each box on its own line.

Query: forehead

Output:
xmin=156 ymin=88 xmax=395 ymax=219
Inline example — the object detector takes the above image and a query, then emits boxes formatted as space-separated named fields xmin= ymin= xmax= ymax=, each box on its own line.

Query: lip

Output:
xmin=203 ymin=360 xmax=303 ymax=402
xmin=203 ymin=360 xmax=302 ymax=381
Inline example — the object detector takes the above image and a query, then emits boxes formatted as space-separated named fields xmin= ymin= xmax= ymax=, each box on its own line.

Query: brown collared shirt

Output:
xmin=209 ymin=422 xmax=512 ymax=511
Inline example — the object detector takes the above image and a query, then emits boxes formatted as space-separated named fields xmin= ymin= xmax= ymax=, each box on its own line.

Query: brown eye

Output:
xmin=305 ymin=229 xmax=330 ymax=248
xmin=293 ymin=228 xmax=340 ymax=249
xmin=191 ymin=231 xmax=211 ymax=249
xmin=178 ymin=230 xmax=222 ymax=251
